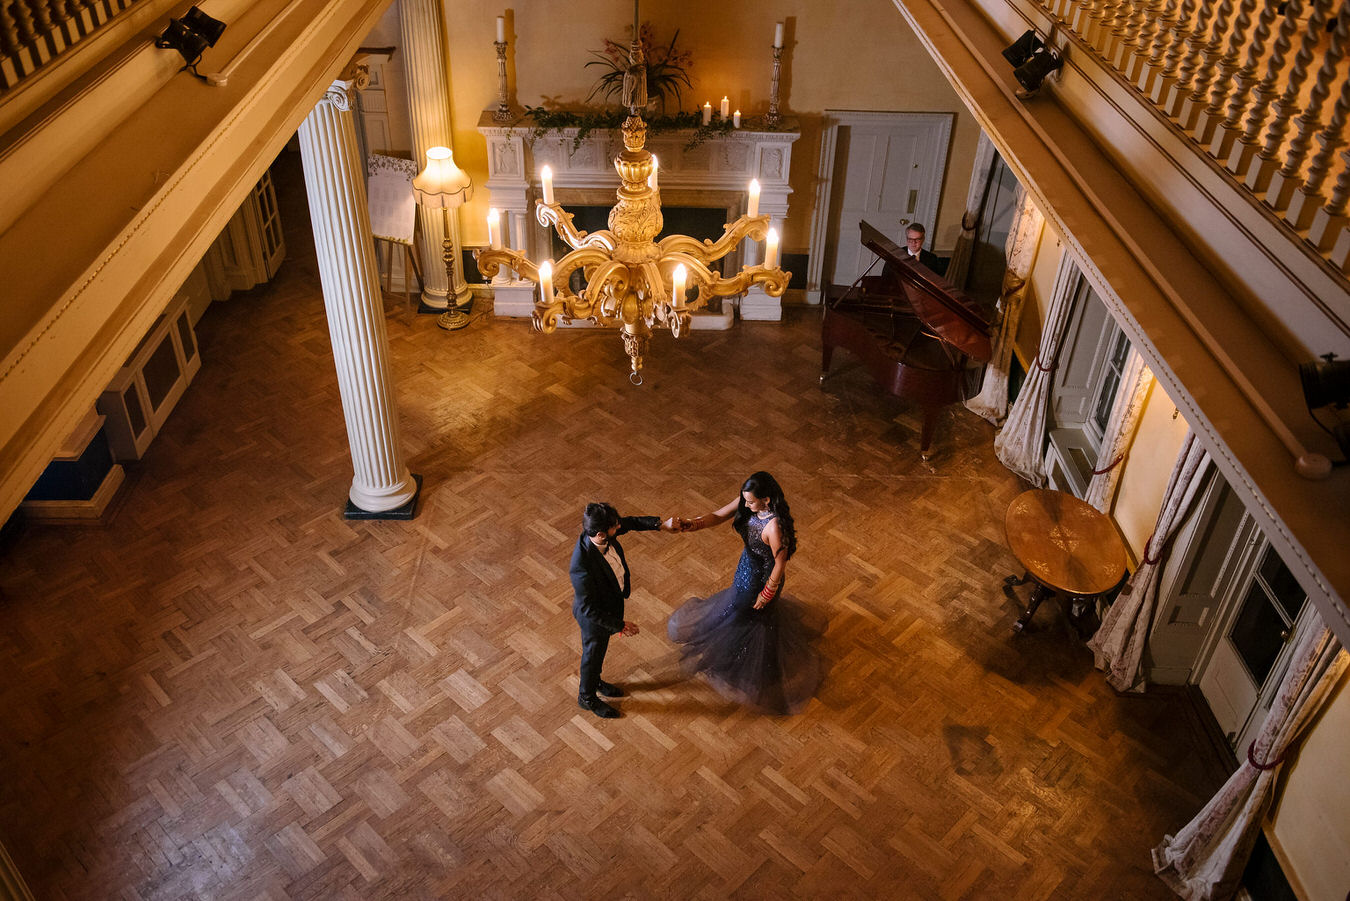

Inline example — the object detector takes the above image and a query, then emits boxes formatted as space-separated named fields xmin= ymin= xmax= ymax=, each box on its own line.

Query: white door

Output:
xmin=1195 ymin=530 xmax=1311 ymax=752
xmin=821 ymin=112 xmax=953 ymax=289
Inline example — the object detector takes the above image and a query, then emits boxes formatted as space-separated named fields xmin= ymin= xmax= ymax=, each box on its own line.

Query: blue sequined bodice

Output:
xmin=733 ymin=513 xmax=776 ymax=594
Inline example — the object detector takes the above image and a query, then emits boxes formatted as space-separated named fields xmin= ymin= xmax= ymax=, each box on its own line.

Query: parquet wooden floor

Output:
xmin=0 ymin=152 xmax=1229 ymax=900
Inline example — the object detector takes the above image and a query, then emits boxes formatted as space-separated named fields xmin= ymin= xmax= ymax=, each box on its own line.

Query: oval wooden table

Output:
xmin=1002 ymin=488 xmax=1128 ymax=633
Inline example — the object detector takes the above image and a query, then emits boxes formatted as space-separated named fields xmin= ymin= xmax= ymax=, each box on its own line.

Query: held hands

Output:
xmin=660 ymin=516 xmax=682 ymax=532
xmin=619 ymin=621 xmax=640 ymax=637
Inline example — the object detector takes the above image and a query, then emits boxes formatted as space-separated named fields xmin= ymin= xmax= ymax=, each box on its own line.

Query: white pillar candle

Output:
xmin=487 ymin=208 xmax=502 ymax=249
xmin=720 ymin=96 xmax=730 ymax=119
xmin=672 ymin=263 xmax=687 ymax=309
xmin=539 ymin=261 xmax=554 ymax=303
xmin=702 ymin=101 xmax=712 ymax=125
xmin=541 ymin=165 xmax=554 ymax=204
xmin=496 ymin=15 xmax=505 ymax=42
xmin=764 ymin=228 xmax=779 ymax=270
xmin=733 ymin=110 xmax=741 ymax=128
xmin=774 ymin=22 xmax=784 ymax=48
xmin=648 ymin=155 xmax=659 ymax=190
xmin=748 ymin=179 xmax=760 ymax=218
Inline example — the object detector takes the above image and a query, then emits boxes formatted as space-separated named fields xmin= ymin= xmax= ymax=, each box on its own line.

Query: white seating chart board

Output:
xmin=367 ymin=154 xmax=418 ymax=245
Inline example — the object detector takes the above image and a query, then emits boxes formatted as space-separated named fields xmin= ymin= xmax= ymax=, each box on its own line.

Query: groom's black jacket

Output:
xmin=570 ymin=516 xmax=661 ymax=635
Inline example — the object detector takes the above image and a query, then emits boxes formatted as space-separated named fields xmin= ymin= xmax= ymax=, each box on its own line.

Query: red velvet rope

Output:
xmin=1092 ymin=454 xmax=1124 ymax=476
xmin=1247 ymin=741 xmax=1286 ymax=771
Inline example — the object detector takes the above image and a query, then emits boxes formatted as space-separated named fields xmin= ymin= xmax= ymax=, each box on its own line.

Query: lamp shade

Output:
xmin=413 ymin=146 xmax=471 ymax=209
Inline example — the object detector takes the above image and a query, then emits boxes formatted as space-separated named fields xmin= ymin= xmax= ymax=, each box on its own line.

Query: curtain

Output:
xmin=991 ymin=255 xmax=1076 ymax=483
xmin=1153 ymin=616 xmax=1347 ymax=900
xmin=967 ymin=187 xmax=1044 ymax=426
xmin=1083 ymin=349 xmax=1154 ymax=514
xmin=1087 ymin=431 xmax=1211 ymax=692
xmin=944 ymin=132 xmax=999 ymax=289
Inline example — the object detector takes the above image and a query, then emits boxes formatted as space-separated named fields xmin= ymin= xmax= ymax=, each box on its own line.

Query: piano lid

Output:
xmin=859 ymin=220 xmax=993 ymax=363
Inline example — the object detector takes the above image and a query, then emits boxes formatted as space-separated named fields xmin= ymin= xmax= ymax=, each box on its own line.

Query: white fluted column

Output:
xmin=298 ymin=67 xmax=420 ymax=516
xmin=400 ymin=0 xmax=470 ymax=310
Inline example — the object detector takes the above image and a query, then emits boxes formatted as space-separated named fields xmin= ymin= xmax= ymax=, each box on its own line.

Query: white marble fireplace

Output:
xmin=477 ymin=112 xmax=797 ymax=321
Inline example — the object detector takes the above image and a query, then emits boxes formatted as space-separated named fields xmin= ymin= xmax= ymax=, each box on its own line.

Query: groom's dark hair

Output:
xmin=582 ymin=502 xmax=620 ymax=536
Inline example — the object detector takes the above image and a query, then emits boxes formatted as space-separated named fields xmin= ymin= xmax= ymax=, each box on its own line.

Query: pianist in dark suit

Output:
xmin=902 ymin=222 xmax=946 ymax=273
xmin=570 ymin=502 xmax=679 ymax=718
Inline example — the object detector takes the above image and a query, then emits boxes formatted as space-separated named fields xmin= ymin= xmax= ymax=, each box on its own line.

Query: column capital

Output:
xmin=320 ymin=62 xmax=371 ymax=111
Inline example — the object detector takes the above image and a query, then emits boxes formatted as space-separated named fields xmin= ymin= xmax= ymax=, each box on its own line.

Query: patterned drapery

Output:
xmin=1083 ymin=349 xmax=1154 ymax=514
xmin=1153 ymin=617 xmax=1346 ymax=900
xmin=944 ymin=133 xmax=999 ymax=289
xmin=1087 ymin=431 xmax=1211 ymax=692
xmin=967 ymin=187 xmax=1044 ymax=426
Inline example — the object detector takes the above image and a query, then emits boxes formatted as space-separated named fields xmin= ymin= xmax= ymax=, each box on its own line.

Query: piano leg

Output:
xmin=819 ymin=343 xmax=834 ymax=384
xmin=919 ymin=405 xmax=939 ymax=461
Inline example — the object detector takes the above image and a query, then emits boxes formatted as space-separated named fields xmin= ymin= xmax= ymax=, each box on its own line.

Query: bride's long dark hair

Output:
xmin=732 ymin=471 xmax=796 ymax=559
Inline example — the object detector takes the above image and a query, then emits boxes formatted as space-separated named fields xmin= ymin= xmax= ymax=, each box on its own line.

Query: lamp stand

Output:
xmin=437 ymin=206 xmax=470 ymax=330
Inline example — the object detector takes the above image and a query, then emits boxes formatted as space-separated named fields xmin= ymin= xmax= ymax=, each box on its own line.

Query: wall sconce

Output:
xmin=1002 ymin=29 xmax=1062 ymax=97
xmin=1300 ymin=353 xmax=1350 ymax=464
xmin=155 ymin=6 xmax=227 ymax=80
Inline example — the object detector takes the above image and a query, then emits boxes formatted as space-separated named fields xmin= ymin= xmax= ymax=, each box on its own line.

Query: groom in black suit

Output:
xmin=570 ymin=502 xmax=676 ymax=718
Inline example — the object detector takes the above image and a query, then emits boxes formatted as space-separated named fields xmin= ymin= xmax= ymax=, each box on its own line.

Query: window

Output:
xmin=1042 ymin=266 xmax=1132 ymax=498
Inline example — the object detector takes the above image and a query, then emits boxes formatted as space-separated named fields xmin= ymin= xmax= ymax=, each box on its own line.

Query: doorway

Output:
xmin=808 ymin=111 xmax=953 ymax=299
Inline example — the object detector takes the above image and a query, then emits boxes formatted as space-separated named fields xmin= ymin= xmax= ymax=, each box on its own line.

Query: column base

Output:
xmin=740 ymin=288 xmax=782 ymax=321
xmin=345 ymin=473 xmax=422 ymax=520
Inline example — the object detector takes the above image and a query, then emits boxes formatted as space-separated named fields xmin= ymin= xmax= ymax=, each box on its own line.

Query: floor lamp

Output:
xmin=412 ymin=146 xmax=472 ymax=331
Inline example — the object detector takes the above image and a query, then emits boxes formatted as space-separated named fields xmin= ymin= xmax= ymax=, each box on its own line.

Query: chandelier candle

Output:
xmin=765 ymin=228 xmax=780 ymax=270
xmin=539 ymin=261 xmax=554 ymax=304
xmin=748 ymin=179 xmax=760 ymax=217
xmin=672 ymin=264 xmax=687 ymax=310
xmin=541 ymin=165 xmax=554 ymax=204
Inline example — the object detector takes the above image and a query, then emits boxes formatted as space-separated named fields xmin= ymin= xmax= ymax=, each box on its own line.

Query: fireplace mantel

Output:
xmin=477 ymin=111 xmax=797 ymax=321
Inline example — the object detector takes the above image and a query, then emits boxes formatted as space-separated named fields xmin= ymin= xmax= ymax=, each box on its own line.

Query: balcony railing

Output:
xmin=1 ymin=0 xmax=144 ymax=91
xmin=1037 ymin=0 xmax=1350 ymax=273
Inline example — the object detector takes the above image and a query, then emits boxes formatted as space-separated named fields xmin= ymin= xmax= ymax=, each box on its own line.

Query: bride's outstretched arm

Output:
xmin=680 ymin=497 xmax=738 ymax=532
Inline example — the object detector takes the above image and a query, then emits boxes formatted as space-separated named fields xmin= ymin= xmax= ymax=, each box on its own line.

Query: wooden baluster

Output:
xmin=1179 ymin=0 xmax=1235 ymax=126
xmin=1169 ymin=0 xmax=1217 ymax=111
xmin=1139 ymin=0 xmax=1181 ymax=93
xmin=12 ymin=0 xmax=37 ymax=42
xmin=52 ymin=0 xmax=80 ymax=45
xmin=1228 ymin=0 xmax=1303 ymax=177
xmin=1307 ymin=103 xmax=1350 ymax=256
xmin=1153 ymin=0 xmax=1200 ymax=101
xmin=1 ymin=4 xmax=20 ymax=55
xmin=1267 ymin=0 xmax=1347 ymax=209
xmin=1091 ymin=0 xmax=1119 ymax=51
xmin=1127 ymin=0 xmax=1168 ymax=82
xmin=1246 ymin=0 xmax=1332 ymax=191
xmin=1210 ymin=0 xmax=1279 ymax=159
xmin=1113 ymin=0 xmax=1150 ymax=69
xmin=1194 ymin=0 xmax=1257 ymax=137
xmin=1102 ymin=0 xmax=1136 ymax=57
xmin=1072 ymin=0 xmax=1099 ymax=38
xmin=1292 ymin=37 xmax=1350 ymax=231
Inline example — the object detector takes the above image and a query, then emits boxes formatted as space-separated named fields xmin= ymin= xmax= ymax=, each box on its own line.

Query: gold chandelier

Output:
xmin=475 ymin=4 xmax=789 ymax=385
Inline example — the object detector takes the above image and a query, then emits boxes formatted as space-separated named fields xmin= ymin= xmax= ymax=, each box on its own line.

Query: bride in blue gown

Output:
xmin=667 ymin=472 xmax=823 ymax=715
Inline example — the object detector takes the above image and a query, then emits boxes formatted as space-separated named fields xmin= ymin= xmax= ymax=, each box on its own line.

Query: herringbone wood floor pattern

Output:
xmin=0 ymin=154 xmax=1228 ymax=900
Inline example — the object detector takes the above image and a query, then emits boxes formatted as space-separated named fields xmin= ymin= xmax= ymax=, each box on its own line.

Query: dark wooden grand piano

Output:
xmin=821 ymin=221 xmax=994 ymax=460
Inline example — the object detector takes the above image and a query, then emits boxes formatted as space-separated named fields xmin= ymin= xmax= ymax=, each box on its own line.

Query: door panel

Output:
xmin=824 ymin=114 xmax=952 ymax=288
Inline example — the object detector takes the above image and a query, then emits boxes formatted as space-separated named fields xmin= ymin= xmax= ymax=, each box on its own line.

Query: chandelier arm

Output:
xmin=475 ymin=247 xmax=541 ymax=282
xmin=699 ymin=266 xmax=792 ymax=299
xmin=580 ymin=260 xmax=631 ymax=323
xmin=537 ymin=202 xmax=617 ymax=252
xmin=657 ymin=215 xmax=769 ymax=262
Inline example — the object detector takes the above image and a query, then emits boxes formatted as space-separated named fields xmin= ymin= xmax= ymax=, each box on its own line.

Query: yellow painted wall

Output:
xmin=1270 ymin=666 xmax=1350 ymax=901
xmin=1014 ymin=218 xmax=1065 ymax=362
xmin=1111 ymin=379 xmax=1188 ymax=561
xmin=371 ymin=1 xmax=980 ymax=251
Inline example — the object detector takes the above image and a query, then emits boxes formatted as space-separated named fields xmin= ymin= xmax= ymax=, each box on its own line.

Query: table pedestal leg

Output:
xmin=1004 ymin=572 xmax=1052 ymax=633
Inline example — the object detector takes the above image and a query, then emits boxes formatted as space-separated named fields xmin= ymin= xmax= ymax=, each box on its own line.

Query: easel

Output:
xmin=374 ymin=232 xmax=423 ymax=308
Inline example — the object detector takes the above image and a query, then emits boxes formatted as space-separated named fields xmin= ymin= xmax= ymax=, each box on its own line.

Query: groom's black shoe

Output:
xmin=597 ymin=680 xmax=626 ymax=698
xmin=578 ymin=695 xmax=620 ymax=718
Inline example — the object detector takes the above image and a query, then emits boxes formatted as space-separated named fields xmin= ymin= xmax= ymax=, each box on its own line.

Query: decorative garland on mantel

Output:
xmin=516 ymin=106 xmax=791 ymax=153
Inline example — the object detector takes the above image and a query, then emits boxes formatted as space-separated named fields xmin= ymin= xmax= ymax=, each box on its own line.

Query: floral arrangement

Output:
xmin=585 ymin=23 xmax=692 ymax=115
xmin=520 ymin=106 xmax=742 ymax=153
